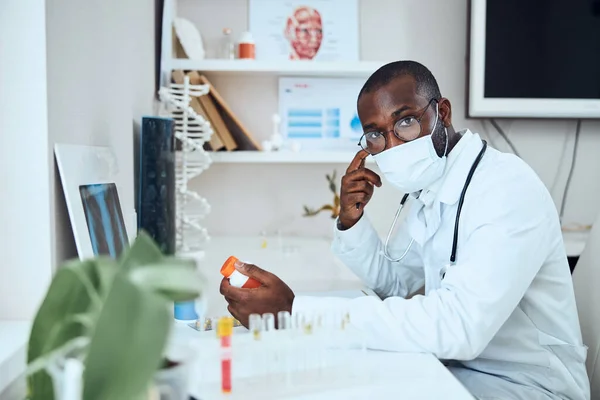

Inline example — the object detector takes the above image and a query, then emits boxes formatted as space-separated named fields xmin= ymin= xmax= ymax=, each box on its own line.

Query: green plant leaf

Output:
xmin=27 ymin=260 xmax=99 ymax=400
xmin=92 ymin=257 xmax=119 ymax=299
xmin=26 ymin=337 xmax=89 ymax=377
xmin=119 ymin=230 xmax=164 ymax=271
xmin=83 ymin=275 xmax=172 ymax=400
xmin=129 ymin=263 xmax=204 ymax=302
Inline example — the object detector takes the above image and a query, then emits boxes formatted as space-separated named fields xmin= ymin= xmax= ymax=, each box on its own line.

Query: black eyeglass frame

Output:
xmin=357 ymin=98 xmax=440 ymax=155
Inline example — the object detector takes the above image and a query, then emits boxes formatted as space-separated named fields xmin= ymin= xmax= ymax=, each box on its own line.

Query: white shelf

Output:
xmin=169 ymin=59 xmax=386 ymax=77
xmin=208 ymin=151 xmax=374 ymax=164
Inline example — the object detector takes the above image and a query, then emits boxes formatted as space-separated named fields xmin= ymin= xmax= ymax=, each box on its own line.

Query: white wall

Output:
xmin=177 ymin=0 xmax=600 ymax=239
xmin=0 ymin=0 xmax=53 ymax=320
xmin=0 ymin=0 xmax=156 ymax=318
xmin=45 ymin=0 xmax=157 ymax=266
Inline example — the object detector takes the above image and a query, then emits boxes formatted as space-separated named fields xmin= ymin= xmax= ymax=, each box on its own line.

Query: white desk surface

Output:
xmin=178 ymin=236 xmax=475 ymax=399
xmin=171 ymin=324 xmax=474 ymax=400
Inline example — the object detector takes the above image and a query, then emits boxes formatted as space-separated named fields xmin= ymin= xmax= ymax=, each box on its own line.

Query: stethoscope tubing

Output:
xmin=382 ymin=141 xmax=488 ymax=263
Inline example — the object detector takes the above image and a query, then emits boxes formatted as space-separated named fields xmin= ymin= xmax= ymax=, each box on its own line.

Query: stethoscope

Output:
xmin=383 ymin=140 xmax=488 ymax=268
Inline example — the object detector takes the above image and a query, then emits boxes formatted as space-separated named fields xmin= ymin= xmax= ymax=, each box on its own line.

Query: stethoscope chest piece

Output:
xmin=439 ymin=262 xmax=454 ymax=280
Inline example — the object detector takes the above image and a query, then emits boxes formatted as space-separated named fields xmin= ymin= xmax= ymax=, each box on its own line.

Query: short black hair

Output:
xmin=358 ymin=60 xmax=442 ymax=103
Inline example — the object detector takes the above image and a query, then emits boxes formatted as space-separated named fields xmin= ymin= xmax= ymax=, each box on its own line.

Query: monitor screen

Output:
xmin=79 ymin=183 xmax=129 ymax=259
xmin=484 ymin=0 xmax=600 ymax=100
xmin=468 ymin=0 xmax=600 ymax=118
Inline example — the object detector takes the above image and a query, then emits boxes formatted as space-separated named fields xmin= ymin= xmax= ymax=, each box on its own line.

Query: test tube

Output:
xmin=277 ymin=311 xmax=291 ymax=330
xmin=277 ymin=311 xmax=292 ymax=385
xmin=262 ymin=313 xmax=276 ymax=379
xmin=249 ymin=314 xmax=264 ymax=376
xmin=263 ymin=313 xmax=275 ymax=332
xmin=217 ymin=317 xmax=234 ymax=394
xmin=292 ymin=312 xmax=305 ymax=332
xmin=249 ymin=313 xmax=263 ymax=341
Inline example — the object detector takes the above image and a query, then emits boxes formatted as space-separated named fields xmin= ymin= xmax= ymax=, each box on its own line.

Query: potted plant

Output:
xmin=26 ymin=231 xmax=205 ymax=400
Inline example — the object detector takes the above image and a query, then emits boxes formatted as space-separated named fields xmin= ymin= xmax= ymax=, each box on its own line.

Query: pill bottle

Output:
xmin=220 ymin=256 xmax=261 ymax=288
xmin=237 ymin=31 xmax=255 ymax=59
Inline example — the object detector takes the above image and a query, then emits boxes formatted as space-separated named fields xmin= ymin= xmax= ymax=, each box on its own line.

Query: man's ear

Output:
xmin=438 ymin=98 xmax=453 ymax=128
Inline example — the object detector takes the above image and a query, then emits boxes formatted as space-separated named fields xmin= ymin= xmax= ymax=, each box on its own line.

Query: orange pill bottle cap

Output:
xmin=220 ymin=256 xmax=239 ymax=278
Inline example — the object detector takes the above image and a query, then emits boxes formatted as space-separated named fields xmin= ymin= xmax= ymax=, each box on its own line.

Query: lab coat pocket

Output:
xmin=538 ymin=331 xmax=590 ymax=397
xmin=538 ymin=330 xmax=588 ymax=364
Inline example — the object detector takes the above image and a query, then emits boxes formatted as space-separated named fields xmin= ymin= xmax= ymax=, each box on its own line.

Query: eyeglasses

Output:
xmin=358 ymin=98 xmax=438 ymax=155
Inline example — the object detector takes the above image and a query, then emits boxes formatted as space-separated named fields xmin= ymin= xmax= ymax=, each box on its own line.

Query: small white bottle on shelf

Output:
xmin=221 ymin=28 xmax=235 ymax=59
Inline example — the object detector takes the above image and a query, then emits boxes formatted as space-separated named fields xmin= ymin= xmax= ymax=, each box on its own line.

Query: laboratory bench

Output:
xmin=0 ymin=231 xmax=588 ymax=399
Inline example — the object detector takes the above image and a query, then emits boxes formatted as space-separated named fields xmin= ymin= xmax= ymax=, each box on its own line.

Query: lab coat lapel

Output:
xmin=418 ymin=189 xmax=443 ymax=243
xmin=407 ymin=190 xmax=442 ymax=246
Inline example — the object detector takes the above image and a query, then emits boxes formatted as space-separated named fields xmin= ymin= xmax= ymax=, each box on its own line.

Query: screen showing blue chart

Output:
xmin=279 ymin=77 xmax=364 ymax=150
xmin=287 ymin=108 xmax=342 ymax=139
xmin=79 ymin=183 xmax=128 ymax=259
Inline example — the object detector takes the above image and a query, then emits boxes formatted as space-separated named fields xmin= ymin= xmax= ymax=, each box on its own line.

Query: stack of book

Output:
xmin=171 ymin=70 xmax=261 ymax=151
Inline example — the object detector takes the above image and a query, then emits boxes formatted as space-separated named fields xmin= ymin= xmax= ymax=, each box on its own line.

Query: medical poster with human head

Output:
xmin=249 ymin=0 xmax=359 ymax=61
xmin=279 ymin=77 xmax=364 ymax=150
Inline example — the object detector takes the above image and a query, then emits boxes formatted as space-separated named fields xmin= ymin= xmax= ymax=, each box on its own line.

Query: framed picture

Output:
xmin=55 ymin=144 xmax=134 ymax=260
xmin=279 ymin=77 xmax=365 ymax=150
xmin=79 ymin=183 xmax=128 ymax=258
xmin=249 ymin=0 xmax=359 ymax=61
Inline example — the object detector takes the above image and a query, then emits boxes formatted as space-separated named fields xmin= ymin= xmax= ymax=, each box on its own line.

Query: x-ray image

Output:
xmin=79 ymin=183 xmax=129 ymax=259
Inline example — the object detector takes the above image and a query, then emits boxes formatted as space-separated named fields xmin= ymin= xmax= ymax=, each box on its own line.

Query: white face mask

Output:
xmin=374 ymin=107 xmax=448 ymax=194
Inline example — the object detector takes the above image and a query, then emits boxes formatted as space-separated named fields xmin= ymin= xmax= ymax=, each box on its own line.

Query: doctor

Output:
xmin=220 ymin=61 xmax=590 ymax=399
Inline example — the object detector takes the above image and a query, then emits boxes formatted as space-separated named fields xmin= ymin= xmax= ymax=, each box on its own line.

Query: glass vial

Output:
xmin=221 ymin=28 xmax=235 ymax=59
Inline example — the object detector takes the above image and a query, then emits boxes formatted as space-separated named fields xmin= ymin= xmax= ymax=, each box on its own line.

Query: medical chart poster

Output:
xmin=248 ymin=0 xmax=359 ymax=61
xmin=278 ymin=77 xmax=364 ymax=150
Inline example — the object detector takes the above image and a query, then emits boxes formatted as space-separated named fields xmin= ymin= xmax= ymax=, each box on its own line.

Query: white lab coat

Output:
xmin=292 ymin=131 xmax=590 ymax=400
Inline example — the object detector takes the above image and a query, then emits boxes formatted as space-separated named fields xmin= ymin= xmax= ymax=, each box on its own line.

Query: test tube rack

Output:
xmin=186 ymin=312 xmax=372 ymax=398
xmin=158 ymin=77 xmax=213 ymax=253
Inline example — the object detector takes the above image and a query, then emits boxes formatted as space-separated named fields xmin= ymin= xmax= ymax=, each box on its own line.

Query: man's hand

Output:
xmin=339 ymin=150 xmax=382 ymax=229
xmin=220 ymin=261 xmax=295 ymax=328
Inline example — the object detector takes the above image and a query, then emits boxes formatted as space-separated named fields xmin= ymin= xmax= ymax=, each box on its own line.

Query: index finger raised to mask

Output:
xmin=344 ymin=167 xmax=382 ymax=187
xmin=346 ymin=149 xmax=369 ymax=174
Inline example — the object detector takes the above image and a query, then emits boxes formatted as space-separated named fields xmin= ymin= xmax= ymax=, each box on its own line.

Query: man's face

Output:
xmin=357 ymin=75 xmax=443 ymax=153
xmin=290 ymin=9 xmax=323 ymax=59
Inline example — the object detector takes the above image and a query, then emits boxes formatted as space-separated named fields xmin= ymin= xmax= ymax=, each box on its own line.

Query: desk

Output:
xmin=174 ymin=236 xmax=475 ymax=398
xmin=171 ymin=324 xmax=474 ymax=400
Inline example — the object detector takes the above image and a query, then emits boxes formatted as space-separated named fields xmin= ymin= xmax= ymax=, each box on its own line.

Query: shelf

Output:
xmin=207 ymin=151 xmax=374 ymax=164
xmin=169 ymin=59 xmax=386 ymax=78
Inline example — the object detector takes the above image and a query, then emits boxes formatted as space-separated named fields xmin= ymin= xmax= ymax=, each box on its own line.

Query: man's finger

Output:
xmin=234 ymin=261 xmax=275 ymax=285
xmin=345 ymin=149 xmax=369 ymax=174
xmin=345 ymin=192 xmax=372 ymax=207
xmin=219 ymin=277 xmax=230 ymax=295
xmin=344 ymin=180 xmax=375 ymax=194
xmin=221 ymin=279 xmax=248 ymax=302
xmin=227 ymin=304 xmax=240 ymax=322
xmin=344 ymin=168 xmax=382 ymax=187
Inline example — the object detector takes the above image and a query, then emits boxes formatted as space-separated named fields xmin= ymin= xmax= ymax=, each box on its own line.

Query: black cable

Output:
xmin=559 ymin=120 xmax=582 ymax=222
xmin=490 ymin=119 xmax=520 ymax=158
